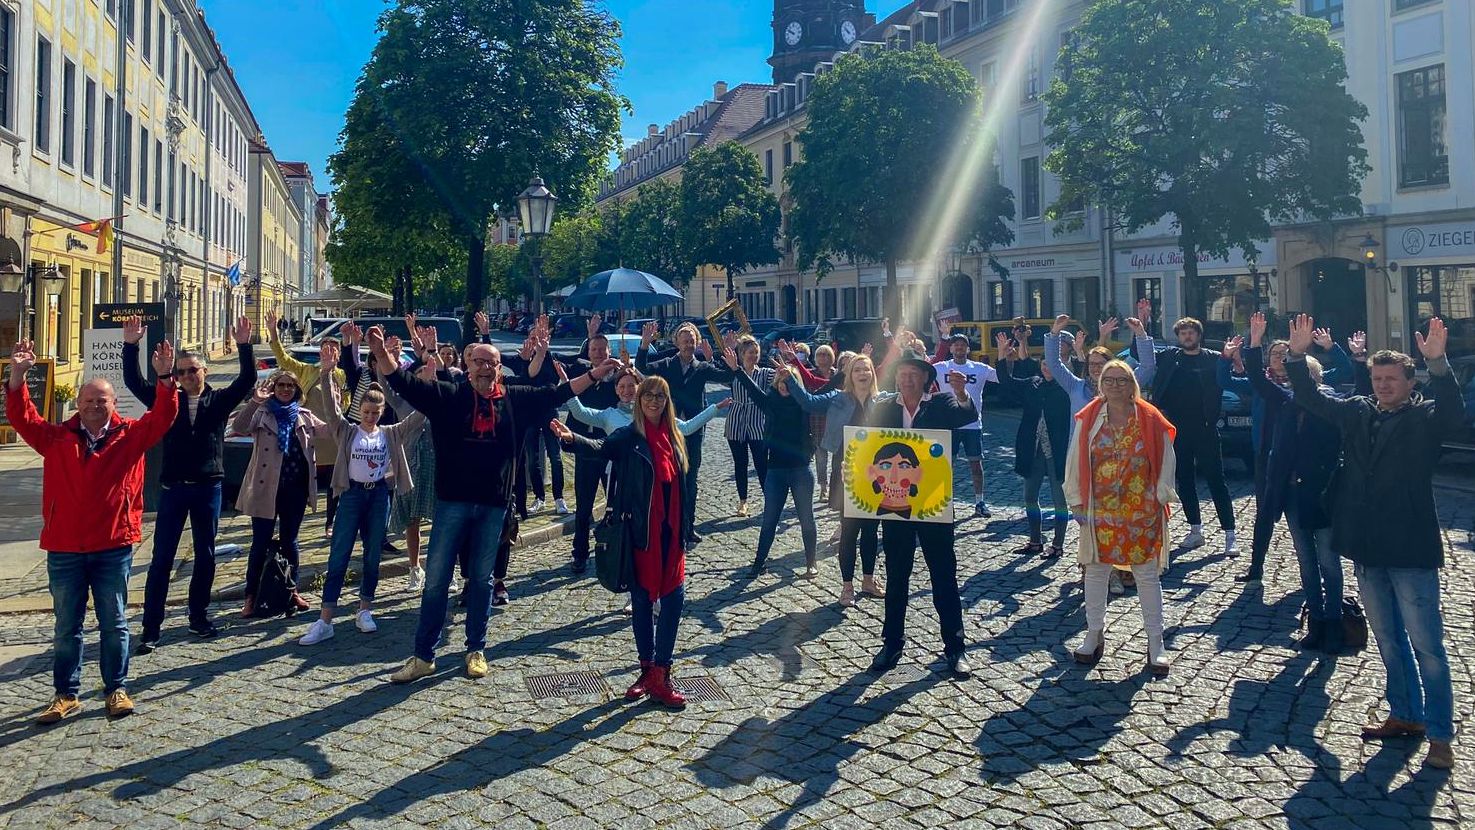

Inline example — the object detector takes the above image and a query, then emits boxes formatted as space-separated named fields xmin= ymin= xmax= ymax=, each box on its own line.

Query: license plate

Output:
xmin=1227 ymin=416 xmax=1251 ymax=427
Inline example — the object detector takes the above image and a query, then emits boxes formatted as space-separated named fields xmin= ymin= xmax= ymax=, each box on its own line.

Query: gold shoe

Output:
xmin=105 ymin=689 xmax=135 ymax=719
xmin=465 ymin=651 xmax=489 ymax=679
xmin=37 ymin=694 xmax=81 ymax=724
xmin=389 ymin=656 xmax=436 ymax=684
xmin=736 ymin=500 xmax=749 ymax=518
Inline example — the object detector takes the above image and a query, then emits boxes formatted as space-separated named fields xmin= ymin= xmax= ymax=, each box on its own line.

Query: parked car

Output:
xmin=760 ymin=324 xmax=819 ymax=362
xmin=551 ymin=313 xmax=617 ymax=339
xmin=623 ymin=317 xmax=657 ymax=336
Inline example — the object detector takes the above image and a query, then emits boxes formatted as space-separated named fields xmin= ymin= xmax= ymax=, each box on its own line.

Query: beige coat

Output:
xmin=232 ymin=371 xmax=335 ymax=519
xmin=322 ymin=374 xmax=427 ymax=496
xmin=1062 ymin=406 xmax=1178 ymax=571
xmin=270 ymin=339 xmax=349 ymax=466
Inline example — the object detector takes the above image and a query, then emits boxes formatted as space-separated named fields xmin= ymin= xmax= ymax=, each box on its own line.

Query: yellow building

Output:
xmin=247 ymin=140 xmax=301 ymax=340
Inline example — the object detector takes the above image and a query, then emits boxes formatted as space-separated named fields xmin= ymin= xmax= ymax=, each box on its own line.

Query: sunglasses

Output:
xmin=273 ymin=382 xmax=298 ymax=390
xmin=173 ymin=366 xmax=202 ymax=377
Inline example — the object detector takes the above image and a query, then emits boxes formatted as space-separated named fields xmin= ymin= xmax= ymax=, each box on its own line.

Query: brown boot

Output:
xmin=240 ymin=596 xmax=255 ymax=619
xmin=1425 ymin=740 xmax=1455 ymax=770
xmin=290 ymin=592 xmax=311 ymax=613
xmin=624 ymin=661 xmax=654 ymax=701
xmin=646 ymin=665 xmax=686 ymax=710
xmin=105 ymin=689 xmax=135 ymax=719
xmin=1361 ymin=717 xmax=1426 ymax=740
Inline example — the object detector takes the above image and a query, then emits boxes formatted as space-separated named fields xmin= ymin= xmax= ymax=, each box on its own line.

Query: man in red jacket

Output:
xmin=7 ymin=338 xmax=178 ymax=723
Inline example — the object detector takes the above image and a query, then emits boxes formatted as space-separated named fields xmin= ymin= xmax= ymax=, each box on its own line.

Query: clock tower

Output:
xmin=769 ymin=1 xmax=874 ymax=85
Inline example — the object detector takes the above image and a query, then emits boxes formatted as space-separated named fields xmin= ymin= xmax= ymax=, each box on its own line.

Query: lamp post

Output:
xmin=1359 ymin=234 xmax=1398 ymax=293
xmin=516 ymin=175 xmax=558 ymax=315
xmin=0 ymin=258 xmax=62 ymax=341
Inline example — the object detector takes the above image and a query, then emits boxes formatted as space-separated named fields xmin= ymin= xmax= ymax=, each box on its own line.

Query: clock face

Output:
xmin=785 ymin=21 xmax=803 ymax=47
xmin=840 ymin=20 xmax=858 ymax=45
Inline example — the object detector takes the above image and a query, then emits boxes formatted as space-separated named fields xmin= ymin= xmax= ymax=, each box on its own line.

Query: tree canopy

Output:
xmin=677 ymin=143 xmax=782 ymax=299
xmin=1044 ymin=0 xmax=1368 ymax=285
xmin=786 ymin=44 xmax=1015 ymax=322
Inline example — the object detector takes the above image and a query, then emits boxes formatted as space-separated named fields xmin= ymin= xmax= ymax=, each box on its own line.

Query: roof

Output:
xmin=278 ymin=161 xmax=312 ymax=179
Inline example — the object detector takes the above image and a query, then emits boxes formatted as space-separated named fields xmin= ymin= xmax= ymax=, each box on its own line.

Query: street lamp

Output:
xmin=0 ymin=257 xmax=62 ymax=340
xmin=1359 ymin=234 xmax=1398 ymax=292
xmin=516 ymin=175 xmax=558 ymax=315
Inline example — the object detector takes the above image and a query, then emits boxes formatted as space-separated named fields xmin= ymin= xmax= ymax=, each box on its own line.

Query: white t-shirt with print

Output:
xmin=932 ymin=359 xmax=997 ymax=430
xmin=349 ymin=427 xmax=389 ymax=483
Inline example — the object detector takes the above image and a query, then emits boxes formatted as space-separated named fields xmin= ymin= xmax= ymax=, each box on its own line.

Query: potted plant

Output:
xmin=52 ymin=383 xmax=75 ymax=424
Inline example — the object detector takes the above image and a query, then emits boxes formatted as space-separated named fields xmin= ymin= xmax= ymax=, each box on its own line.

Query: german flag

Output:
xmin=74 ymin=218 xmax=115 ymax=254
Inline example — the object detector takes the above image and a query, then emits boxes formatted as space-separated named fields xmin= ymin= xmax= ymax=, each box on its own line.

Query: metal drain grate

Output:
xmin=883 ymin=663 xmax=932 ymax=682
xmin=525 ymin=670 xmax=611 ymax=700
xmin=672 ymin=674 xmax=727 ymax=703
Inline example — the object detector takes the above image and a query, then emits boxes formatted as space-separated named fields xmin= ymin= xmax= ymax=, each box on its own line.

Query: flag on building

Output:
xmin=73 ymin=219 xmax=115 ymax=254
xmin=227 ymin=259 xmax=244 ymax=286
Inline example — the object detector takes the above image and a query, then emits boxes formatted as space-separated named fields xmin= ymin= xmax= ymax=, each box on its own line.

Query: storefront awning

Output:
xmin=288 ymin=284 xmax=393 ymax=315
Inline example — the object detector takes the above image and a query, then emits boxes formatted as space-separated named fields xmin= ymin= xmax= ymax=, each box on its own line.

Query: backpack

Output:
xmin=252 ymin=540 xmax=298 ymax=618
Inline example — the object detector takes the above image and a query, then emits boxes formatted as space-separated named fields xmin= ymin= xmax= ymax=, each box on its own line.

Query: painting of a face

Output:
xmin=867 ymin=442 xmax=922 ymax=513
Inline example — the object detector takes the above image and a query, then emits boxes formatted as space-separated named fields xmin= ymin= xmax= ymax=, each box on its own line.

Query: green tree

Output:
xmin=677 ymin=143 xmax=781 ymax=300
xmin=1044 ymin=0 xmax=1368 ymax=307
xmin=487 ymin=242 xmax=532 ymax=304
xmin=786 ymin=45 xmax=1015 ymax=323
xmin=540 ymin=211 xmax=621 ymax=292
xmin=329 ymin=0 xmax=625 ymax=344
xmin=617 ymin=178 xmax=693 ymax=285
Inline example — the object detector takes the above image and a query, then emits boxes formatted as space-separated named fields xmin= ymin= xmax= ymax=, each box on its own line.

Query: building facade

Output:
xmin=247 ymin=139 xmax=299 ymax=340
xmin=278 ymin=159 xmax=319 ymax=306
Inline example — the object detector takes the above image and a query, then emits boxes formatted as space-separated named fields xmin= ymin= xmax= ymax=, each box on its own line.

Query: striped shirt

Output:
xmin=725 ymin=366 xmax=774 ymax=441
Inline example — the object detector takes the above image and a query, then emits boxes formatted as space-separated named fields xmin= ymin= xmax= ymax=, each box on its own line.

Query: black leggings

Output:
xmin=728 ymin=438 xmax=768 ymax=501
xmin=838 ymin=517 xmax=880 ymax=582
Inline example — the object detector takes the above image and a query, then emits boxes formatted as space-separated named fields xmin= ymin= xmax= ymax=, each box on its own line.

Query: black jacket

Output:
xmin=1144 ymin=346 xmax=1225 ymax=424
xmin=385 ymin=369 xmax=574 ymax=507
xmin=636 ymin=347 xmax=732 ymax=419
xmin=1247 ymin=347 xmax=1341 ymax=531
xmin=122 ymin=341 xmax=255 ymax=485
xmin=997 ymin=362 xmax=1071 ymax=478
xmin=567 ymin=424 xmax=691 ymax=569
xmin=732 ymin=370 xmax=814 ymax=467
xmin=865 ymin=390 xmax=978 ymax=431
xmin=1287 ymin=354 xmax=1464 ymax=568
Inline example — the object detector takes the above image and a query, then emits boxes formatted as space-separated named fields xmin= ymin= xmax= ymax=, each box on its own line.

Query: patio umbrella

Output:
xmin=564 ymin=268 xmax=683 ymax=313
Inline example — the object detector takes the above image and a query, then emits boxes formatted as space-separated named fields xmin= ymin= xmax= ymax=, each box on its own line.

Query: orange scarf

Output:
xmin=1074 ymin=397 xmax=1177 ymax=512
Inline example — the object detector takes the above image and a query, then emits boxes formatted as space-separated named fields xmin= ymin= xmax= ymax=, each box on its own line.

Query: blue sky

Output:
xmin=201 ymin=0 xmax=893 ymax=194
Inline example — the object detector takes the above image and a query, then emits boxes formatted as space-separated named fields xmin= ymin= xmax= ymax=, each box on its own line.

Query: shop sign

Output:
xmin=1000 ymin=250 xmax=1099 ymax=274
xmin=86 ymin=303 xmax=167 ymax=419
xmin=1114 ymin=242 xmax=1273 ymax=274
xmin=1390 ymin=220 xmax=1475 ymax=261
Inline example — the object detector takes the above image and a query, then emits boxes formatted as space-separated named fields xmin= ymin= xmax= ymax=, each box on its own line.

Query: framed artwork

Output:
xmin=841 ymin=426 xmax=953 ymax=523
xmin=705 ymin=298 xmax=751 ymax=347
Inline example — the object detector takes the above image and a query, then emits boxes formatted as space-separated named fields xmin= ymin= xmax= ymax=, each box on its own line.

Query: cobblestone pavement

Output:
xmin=0 ymin=407 xmax=1471 ymax=829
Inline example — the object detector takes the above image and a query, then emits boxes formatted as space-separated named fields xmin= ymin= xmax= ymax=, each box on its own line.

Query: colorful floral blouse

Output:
xmin=1089 ymin=416 xmax=1162 ymax=567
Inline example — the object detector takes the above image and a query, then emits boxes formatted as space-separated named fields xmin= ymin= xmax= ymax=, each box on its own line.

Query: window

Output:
xmin=823 ymin=288 xmax=837 ymax=321
xmin=60 ymin=60 xmax=75 ymax=166
xmin=1186 ymin=274 xmax=1257 ymax=342
xmin=126 ymin=0 xmax=136 ymax=44
xmin=1303 ymin=0 xmax=1343 ymax=28
xmin=1067 ymin=277 xmax=1101 ymax=329
xmin=102 ymin=95 xmax=115 ymax=185
xmin=167 ymin=150 xmax=176 ymax=219
xmin=141 ymin=0 xmax=152 ymax=62
xmin=1394 ymin=0 xmax=1437 ymax=10
xmin=987 ymin=281 xmax=1012 ymax=320
xmin=122 ymin=112 xmax=133 ymax=196
xmin=0 ymin=8 xmax=13 ymax=129
xmin=1024 ymin=279 xmax=1054 ymax=319
xmin=1023 ymin=45 xmax=1039 ymax=101
xmin=139 ymin=126 xmax=149 ymax=207
xmin=1020 ymin=156 xmax=1041 ymax=219
xmin=106 ymin=0 xmax=117 ymax=20
xmin=1407 ymin=265 xmax=1475 ymax=362
xmin=1134 ymin=277 xmax=1163 ymax=334
xmin=34 ymin=37 xmax=51 ymax=153
xmin=170 ymin=31 xmax=178 ymax=95
xmin=154 ymin=139 xmax=163 ymax=212
xmin=764 ymin=148 xmax=773 ymax=185
xmin=842 ymin=287 xmax=857 ymax=319
xmin=83 ymin=78 xmax=96 ymax=177
xmin=1397 ymin=65 xmax=1448 ymax=187
xmin=979 ymin=62 xmax=995 ymax=98
xmin=156 ymin=12 xmax=165 ymax=77
xmin=782 ymin=141 xmax=793 ymax=168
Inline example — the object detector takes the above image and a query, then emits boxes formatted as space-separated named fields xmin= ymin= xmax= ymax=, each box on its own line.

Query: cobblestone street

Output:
xmin=0 ymin=408 xmax=1471 ymax=829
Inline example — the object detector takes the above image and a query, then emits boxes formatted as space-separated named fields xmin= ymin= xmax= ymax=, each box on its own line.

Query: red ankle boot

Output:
xmin=647 ymin=665 xmax=686 ymax=710
xmin=625 ymin=661 xmax=654 ymax=701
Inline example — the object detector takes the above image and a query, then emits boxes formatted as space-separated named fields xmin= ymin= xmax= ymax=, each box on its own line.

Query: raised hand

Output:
xmin=881 ymin=318 xmax=892 ymax=338
xmin=549 ymin=419 xmax=575 ymax=444
xmin=586 ymin=313 xmax=602 ymax=340
xmin=1348 ymin=330 xmax=1367 ymax=359
xmin=641 ymin=321 xmax=658 ymax=345
xmin=716 ymin=397 xmax=734 ymax=410
xmin=1222 ymin=335 xmax=1243 ymax=360
xmin=938 ymin=319 xmax=952 ymax=338
xmin=266 ymin=310 xmax=279 ymax=340
xmin=861 ymin=342 xmax=874 ymax=358
xmin=720 ymin=346 xmax=739 ymax=371
xmin=552 ymin=360 xmax=569 ymax=383
xmin=1248 ymin=311 xmax=1267 ymax=347
xmin=1416 ymin=317 xmax=1448 ymax=362
xmin=592 ymin=357 xmax=622 ymax=380
xmin=366 ymin=325 xmax=386 ymax=353
xmin=518 ymin=336 xmax=535 ymax=360
xmin=1124 ymin=317 xmax=1147 ymax=338
xmin=152 ymin=340 xmax=175 ymax=377
xmin=232 ymin=315 xmax=252 ymax=345
xmin=253 ymin=381 xmax=271 ymax=404
xmin=994 ymin=331 xmax=1016 ymax=362
xmin=319 ymin=344 xmax=339 ymax=373
xmin=416 ymin=325 xmax=438 ymax=354
xmin=475 ymin=311 xmax=490 ymax=336
xmin=1312 ymin=327 xmax=1333 ymax=351
xmin=1136 ymin=298 xmax=1153 ymax=324
xmin=697 ymin=338 xmax=713 ymax=362
xmin=8 ymin=340 xmax=35 ymax=389
xmin=1072 ymin=330 xmax=1087 ymax=359
xmin=946 ymin=370 xmax=968 ymax=394
xmin=1051 ymin=314 xmax=1071 ymax=335
xmin=1288 ymin=313 xmax=1315 ymax=355
xmin=1098 ymin=317 xmax=1120 ymax=343
xmin=122 ymin=315 xmax=145 ymax=345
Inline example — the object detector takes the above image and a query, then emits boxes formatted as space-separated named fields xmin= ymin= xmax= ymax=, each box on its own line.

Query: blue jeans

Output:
xmin=683 ymin=430 xmax=704 ymax=541
xmin=630 ymin=582 xmax=684 ymax=666
xmin=752 ymin=465 xmax=817 ymax=570
xmin=414 ymin=501 xmax=506 ymax=662
xmin=142 ymin=481 xmax=222 ymax=635
xmin=48 ymin=546 xmax=133 ymax=696
xmin=322 ymin=484 xmax=391 ymax=607
xmin=1356 ymin=565 xmax=1453 ymax=741
xmin=1285 ymin=497 xmax=1340 ymax=621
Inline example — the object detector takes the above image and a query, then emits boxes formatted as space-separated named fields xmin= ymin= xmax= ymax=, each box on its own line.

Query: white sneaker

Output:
xmin=408 ymin=566 xmax=425 ymax=592
xmin=555 ymin=498 xmax=570 ymax=514
xmin=1108 ymin=571 xmax=1126 ymax=596
xmin=530 ymin=499 xmax=545 ymax=514
xmin=1180 ymin=530 xmax=1206 ymax=550
xmin=449 ymin=575 xmax=463 ymax=596
xmin=1222 ymin=530 xmax=1239 ymax=556
xmin=355 ymin=610 xmax=378 ymax=633
xmin=621 ymin=599 xmax=633 ymax=614
xmin=298 ymin=619 xmax=335 ymax=646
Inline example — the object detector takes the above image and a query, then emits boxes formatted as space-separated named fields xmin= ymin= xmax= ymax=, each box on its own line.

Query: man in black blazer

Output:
xmin=867 ymin=351 xmax=978 ymax=678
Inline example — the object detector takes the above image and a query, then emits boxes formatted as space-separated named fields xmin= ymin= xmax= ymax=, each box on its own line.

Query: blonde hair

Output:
xmin=268 ymin=369 xmax=304 ymax=402
xmin=842 ymin=355 xmax=878 ymax=399
xmin=632 ymin=375 xmax=688 ymax=473
xmin=736 ymin=335 xmax=760 ymax=362
xmin=814 ymin=344 xmax=836 ymax=367
xmin=1098 ymin=359 xmax=1141 ymax=400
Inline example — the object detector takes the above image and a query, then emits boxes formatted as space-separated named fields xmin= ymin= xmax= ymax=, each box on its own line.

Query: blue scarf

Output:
xmin=266 ymin=397 xmax=300 ymax=454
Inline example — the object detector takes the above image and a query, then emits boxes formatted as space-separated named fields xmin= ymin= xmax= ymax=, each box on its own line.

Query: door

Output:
xmin=1304 ymin=258 xmax=1367 ymax=342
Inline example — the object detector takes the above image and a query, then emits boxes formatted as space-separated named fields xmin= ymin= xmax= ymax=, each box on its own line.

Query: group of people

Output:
xmin=11 ymin=299 xmax=1464 ymax=769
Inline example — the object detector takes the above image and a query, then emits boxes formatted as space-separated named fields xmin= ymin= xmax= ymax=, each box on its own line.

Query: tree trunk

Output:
xmin=725 ymin=265 xmax=735 ymax=301
xmin=1179 ymin=231 xmax=1199 ymax=336
xmin=403 ymin=264 xmax=415 ymax=314
xmin=885 ymin=256 xmax=901 ymax=328
xmin=463 ymin=235 xmax=485 ymax=348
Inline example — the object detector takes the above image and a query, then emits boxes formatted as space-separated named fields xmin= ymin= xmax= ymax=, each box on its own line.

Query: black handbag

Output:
xmin=252 ymin=539 xmax=297 ymax=618
xmin=1340 ymin=595 xmax=1369 ymax=653
xmin=593 ymin=510 xmax=634 ymax=594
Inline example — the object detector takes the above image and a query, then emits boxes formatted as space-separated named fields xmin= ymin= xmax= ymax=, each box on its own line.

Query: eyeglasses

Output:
xmin=173 ymin=367 xmax=202 ymax=377
xmin=273 ymin=382 xmax=298 ymax=390
xmin=1099 ymin=377 xmax=1133 ymax=388
xmin=469 ymin=358 xmax=497 ymax=368
xmin=640 ymin=392 xmax=668 ymax=402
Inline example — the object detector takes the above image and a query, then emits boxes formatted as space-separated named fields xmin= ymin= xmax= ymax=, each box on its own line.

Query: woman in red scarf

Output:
xmin=1064 ymin=360 xmax=1179 ymax=676
xmin=550 ymin=375 xmax=691 ymax=709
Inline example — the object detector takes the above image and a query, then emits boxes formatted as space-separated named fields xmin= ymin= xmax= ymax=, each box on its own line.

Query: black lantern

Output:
xmin=516 ymin=176 xmax=559 ymax=314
